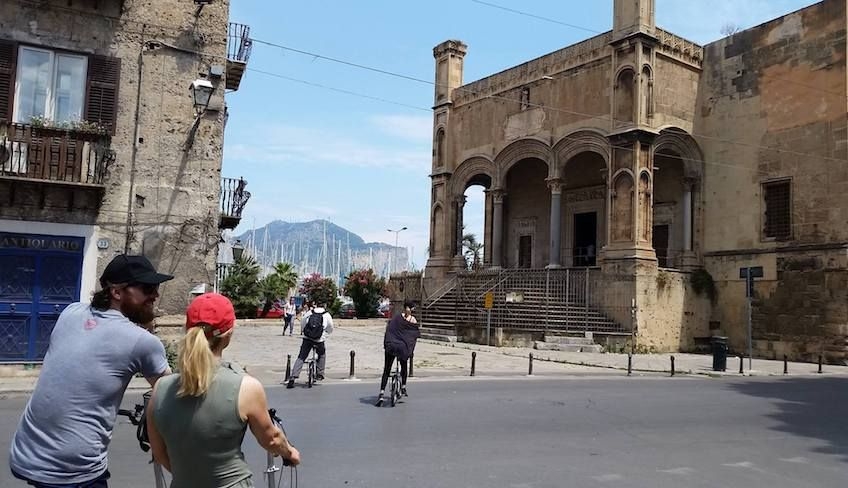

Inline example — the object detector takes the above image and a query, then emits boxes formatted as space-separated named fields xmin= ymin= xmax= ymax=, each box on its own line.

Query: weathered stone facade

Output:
xmin=422 ymin=0 xmax=848 ymax=361
xmin=0 ymin=0 xmax=247 ymax=319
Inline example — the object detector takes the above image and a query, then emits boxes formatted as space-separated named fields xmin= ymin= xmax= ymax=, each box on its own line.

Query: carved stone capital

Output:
xmin=546 ymin=178 xmax=563 ymax=195
xmin=491 ymin=189 xmax=507 ymax=204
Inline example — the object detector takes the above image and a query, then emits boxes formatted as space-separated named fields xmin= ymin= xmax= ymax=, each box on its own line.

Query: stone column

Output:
xmin=491 ymin=190 xmax=506 ymax=269
xmin=546 ymin=178 xmax=563 ymax=268
xmin=454 ymin=196 xmax=466 ymax=258
xmin=682 ymin=178 xmax=693 ymax=252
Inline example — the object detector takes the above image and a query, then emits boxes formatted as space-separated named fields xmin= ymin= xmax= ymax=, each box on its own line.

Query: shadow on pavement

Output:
xmin=726 ymin=377 xmax=848 ymax=463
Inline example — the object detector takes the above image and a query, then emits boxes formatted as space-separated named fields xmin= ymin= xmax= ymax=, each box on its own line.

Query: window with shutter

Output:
xmin=763 ymin=180 xmax=791 ymax=239
xmin=0 ymin=40 xmax=16 ymax=123
xmin=85 ymin=55 xmax=120 ymax=134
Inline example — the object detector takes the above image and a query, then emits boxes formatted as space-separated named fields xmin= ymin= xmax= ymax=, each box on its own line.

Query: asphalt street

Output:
xmin=2 ymin=376 xmax=848 ymax=487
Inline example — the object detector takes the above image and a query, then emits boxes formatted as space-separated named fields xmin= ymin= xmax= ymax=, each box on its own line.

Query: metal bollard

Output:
xmin=739 ymin=355 xmax=744 ymax=374
xmin=627 ymin=353 xmax=632 ymax=376
xmin=349 ymin=350 xmax=356 ymax=380
xmin=818 ymin=354 xmax=823 ymax=374
xmin=284 ymin=354 xmax=291 ymax=382
xmin=528 ymin=353 xmax=534 ymax=376
xmin=670 ymin=356 xmax=675 ymax=377
xmin=471 ymin=352 xmax=476 ymax=377
xmin=783 ymin=354 xmax=788 ymax=375
xmin=409 ymin=354 xmax=414 ymax=378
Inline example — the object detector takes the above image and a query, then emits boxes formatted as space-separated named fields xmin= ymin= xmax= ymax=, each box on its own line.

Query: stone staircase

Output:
xmin=420 ymin=269 xmax=630 ymax=343
xmin=534 ymin=335 xmax=603 ymax=353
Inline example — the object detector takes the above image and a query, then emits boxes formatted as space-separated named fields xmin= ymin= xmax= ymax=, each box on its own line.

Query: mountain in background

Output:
xmin=230 ymin=219 xmax=409 ymax=279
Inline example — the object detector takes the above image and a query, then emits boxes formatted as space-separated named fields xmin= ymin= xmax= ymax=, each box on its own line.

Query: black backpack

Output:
xmin=303 ymin=312 xmax=324 ymax=340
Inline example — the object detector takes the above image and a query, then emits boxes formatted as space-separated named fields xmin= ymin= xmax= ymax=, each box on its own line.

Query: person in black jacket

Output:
xmin=375 ymin=300 xmax=420 ymax=406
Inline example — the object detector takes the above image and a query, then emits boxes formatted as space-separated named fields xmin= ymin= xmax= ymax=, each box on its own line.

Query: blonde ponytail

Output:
xmin=177 ymin=327 xmax=216 ymax=397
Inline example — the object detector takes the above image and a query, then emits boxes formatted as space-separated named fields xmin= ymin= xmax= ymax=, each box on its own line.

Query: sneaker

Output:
xmin=316 ymin=375 xmax=325 ymax=381
xmin=401 ymin=387 xmax=408 ymax=397
xmin=374 ymin=394 xmax=384 ymax=407
xmin=286 ymin=379 xmax=295 ymax=389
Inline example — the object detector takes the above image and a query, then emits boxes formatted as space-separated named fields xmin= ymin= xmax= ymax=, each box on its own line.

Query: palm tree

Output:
xmin=462 ymin=233 xmax=484 ymax=270
xmin=220 ymin=256 xmax=261 ymax=318
xmin=258 ymin=262 xmax=299 ymax=318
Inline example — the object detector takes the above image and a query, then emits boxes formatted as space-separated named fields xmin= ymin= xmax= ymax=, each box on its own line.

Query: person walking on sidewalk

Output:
xmin=376 ymin=300 xmax=420 ymax=406
xmin=9 ymin=255 xmax=173 ymax=488
xmin=286 ymin=301 xmax=333 ymax=388
xmin=147 ymin=293 xmax=300 ymax=488
xmin=282 ymin=298 xmax=296 ymax=336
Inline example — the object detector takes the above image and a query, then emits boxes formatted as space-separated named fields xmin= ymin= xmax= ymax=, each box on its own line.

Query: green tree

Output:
xmin=299 ymin=273 xmax=338 ymax=311
xmin=257 ymin=262 xmax=300 ymax=318
xmin=462 ymin=233 xmax=484 ymax=270
xmin=219 ymin=255 xmax=261 ymax=318
xmin=343 ymin=268 xmax=387 ymax=318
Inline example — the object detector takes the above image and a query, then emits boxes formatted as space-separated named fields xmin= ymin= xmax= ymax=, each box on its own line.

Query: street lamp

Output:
xmin=387 ymin=227 xmax=407 ymax=274
xmin=231 ymin=239 xmax=244 ymax=261
xmin=189 ymin=78 xmax=214 ymax=113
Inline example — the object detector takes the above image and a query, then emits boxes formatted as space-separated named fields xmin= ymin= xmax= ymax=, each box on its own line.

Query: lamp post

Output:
xmin=231 ymin=239 xmax=244 ymax=262
xmin=387 ymin=227 xmax=407 ymax=275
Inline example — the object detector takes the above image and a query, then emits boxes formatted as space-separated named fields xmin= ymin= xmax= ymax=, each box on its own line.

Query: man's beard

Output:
xmin=121 ymin=301 xmax=156 ymax=324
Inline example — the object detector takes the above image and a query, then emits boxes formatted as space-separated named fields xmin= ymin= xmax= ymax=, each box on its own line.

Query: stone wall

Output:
xmin=0 ymin=0 xmax=233 ymax=313
xmin=635 ymin=268 xmax=712 ymax=352
xmin=696 ymin=0 xmax=848 ymax=360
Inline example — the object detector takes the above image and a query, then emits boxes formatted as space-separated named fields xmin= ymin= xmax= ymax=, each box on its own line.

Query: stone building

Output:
xmin=412 ymin=0 xmax=848 ymax=362
xmin=0 ymin=0 xmax=251 ymax=361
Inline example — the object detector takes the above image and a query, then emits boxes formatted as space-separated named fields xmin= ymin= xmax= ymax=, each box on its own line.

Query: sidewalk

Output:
xmin=3 ymin=320 xmax=846 ymax=396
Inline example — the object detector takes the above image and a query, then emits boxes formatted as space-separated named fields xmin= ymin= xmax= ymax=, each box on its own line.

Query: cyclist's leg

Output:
xmin=400 ymin=356 xmax=409 ymax=385
xmin=380 ymin=350 xmax=395 ymax=391
xmin=288 ymin=339 xmax=312 ymax=385
xmin=314 ymin=341 xmax=326 ymax=379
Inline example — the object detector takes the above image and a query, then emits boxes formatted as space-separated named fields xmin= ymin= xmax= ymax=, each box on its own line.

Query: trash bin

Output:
xmin=711 ymin=336 xmax=728 ymax=372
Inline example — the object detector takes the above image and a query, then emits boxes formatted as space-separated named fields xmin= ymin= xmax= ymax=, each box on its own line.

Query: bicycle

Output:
xmin=304 ymin=348 xmax=317 ymax=388
xmin=265 ymin=408 xmax=297 ymax=488
xmin=389 ymin=358 xmax=402 ymax=407
xmin=117 ymin=391 xmax=167 ymax=488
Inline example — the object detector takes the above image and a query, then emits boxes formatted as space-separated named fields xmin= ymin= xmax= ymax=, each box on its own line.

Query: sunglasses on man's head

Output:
xmin=130 ymin=283 xmax=159 ymax=295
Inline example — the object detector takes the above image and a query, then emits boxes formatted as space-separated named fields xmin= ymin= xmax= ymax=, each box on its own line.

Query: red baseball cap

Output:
xmin=186 ymin=293 xmax=236 ymax=338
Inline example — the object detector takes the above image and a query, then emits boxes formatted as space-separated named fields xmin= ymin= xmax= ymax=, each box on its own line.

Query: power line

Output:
xmin=470 ymin=0 xmax=603 ymax=35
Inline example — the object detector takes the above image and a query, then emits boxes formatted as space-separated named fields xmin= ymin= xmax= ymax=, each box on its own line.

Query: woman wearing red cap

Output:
xmin=146 ymin=293 xmax=300 ymax=487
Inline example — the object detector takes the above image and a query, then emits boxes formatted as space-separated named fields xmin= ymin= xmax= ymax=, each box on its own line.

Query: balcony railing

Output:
xmin=226 ymin=22 xmax=252 ymax=91
xmin=219 ymin=177 xmax=250 ymax=229
xmin=0 ymin=123 xmax=113 ymax=186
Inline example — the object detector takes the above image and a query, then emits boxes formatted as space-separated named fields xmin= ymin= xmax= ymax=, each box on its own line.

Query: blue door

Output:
xmin=0 ymin=233 xmax=84 ymax=362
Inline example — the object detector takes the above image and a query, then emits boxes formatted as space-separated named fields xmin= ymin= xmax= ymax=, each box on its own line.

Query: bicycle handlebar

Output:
xmin=268 ymin=408 xmax=294 ymax=467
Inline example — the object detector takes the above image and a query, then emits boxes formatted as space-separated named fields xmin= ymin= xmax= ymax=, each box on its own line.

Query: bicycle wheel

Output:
xmin=307 ymin=362 xmax=314 ymax=388
xmin=390 ymin=374 xmax=398 ymax=407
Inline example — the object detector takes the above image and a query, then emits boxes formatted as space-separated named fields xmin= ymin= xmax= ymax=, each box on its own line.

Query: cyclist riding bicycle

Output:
xmin=146 ymin=293 xmax=301 ymax=488
xmin=9 ymin=255 xmax=173 ymax=488
xmin=376 ymin=300 xmax=420 ymax=407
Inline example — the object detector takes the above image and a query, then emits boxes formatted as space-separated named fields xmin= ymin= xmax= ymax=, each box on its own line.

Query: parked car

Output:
xmin=256 ymin=301 xmax=285 ymax=319
xmin=336 ymin=303 xmax=356 ymax=319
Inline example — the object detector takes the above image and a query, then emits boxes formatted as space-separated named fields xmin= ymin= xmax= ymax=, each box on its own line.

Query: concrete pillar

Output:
xmin=547 ymin=178 xmax=563 ymax=268
xmin=491 ymin=190 xmax=506 ymax=269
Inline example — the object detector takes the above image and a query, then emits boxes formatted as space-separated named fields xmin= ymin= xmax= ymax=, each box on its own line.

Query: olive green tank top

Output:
xmin=152 ymin=362 xmax=254 ymax=488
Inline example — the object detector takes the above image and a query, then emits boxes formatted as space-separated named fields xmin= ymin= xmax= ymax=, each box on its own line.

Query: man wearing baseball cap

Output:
xmin=10 ymin=254 xmax=174 ymax=487
xmin=146 ymin=293 xmax=300 ymax=487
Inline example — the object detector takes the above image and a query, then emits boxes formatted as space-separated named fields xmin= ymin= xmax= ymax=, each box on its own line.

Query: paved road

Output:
xmin=2 ymin=376 xmax=847 ymax=487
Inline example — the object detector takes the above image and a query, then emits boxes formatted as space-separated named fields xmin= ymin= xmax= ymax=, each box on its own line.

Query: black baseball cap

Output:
xmin=403 ymin=300 xmax=416 ymax=310
xmin=99 ymin=255 xmax=174 ymax=287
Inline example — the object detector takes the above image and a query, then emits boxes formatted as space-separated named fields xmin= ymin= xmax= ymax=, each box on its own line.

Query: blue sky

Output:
xmin=224 ymin=0 xmax=818 ymax=269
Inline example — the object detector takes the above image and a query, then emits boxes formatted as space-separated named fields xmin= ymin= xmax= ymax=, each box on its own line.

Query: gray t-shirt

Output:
xmin=9 ymin=302 xmax=168 ymax=484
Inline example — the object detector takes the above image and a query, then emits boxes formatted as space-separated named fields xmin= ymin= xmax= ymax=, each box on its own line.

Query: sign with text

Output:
xmin=484 ymin=291 xmax=494 ymax=309
xmin=0 ymin=233 xmax=84 ymax=253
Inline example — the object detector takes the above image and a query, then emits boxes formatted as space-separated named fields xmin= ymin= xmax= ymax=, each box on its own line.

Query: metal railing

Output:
xmin=0 ymin=123 xmax=113 ymax=185
xmin=228 ymin=22 xmax=253 ymax=63
xmin=215 ymin=263 xmax=233 ymax=293
xmin=220 ymin=177 xmax=250 ymax=220
xmin=424 ymin=268 xmax=634 ymax=334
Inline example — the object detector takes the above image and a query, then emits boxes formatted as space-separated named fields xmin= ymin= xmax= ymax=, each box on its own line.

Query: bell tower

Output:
xmin=613 ymin=0 xmax=655 ymax=40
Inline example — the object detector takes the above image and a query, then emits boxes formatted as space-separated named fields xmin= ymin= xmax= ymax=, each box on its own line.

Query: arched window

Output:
xmin=615 ymin=69 xmax=635 ymax=126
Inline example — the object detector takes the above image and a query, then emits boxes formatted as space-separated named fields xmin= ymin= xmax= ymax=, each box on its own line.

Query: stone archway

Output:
xmin=653 ymin=128 xmax=704 ymax=268
xmin=561 ymin=152 xmax=608 ymax=267
xmin=503 ymin=158 xmax=549 ymax=268
xmin=448 ymin=156 xmax=496 ymax=269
